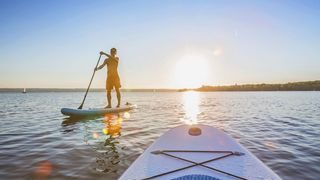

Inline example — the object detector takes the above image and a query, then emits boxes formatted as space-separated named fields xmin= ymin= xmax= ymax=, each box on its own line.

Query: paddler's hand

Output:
xmin=94 ymin=67 xmax=98 ymax=71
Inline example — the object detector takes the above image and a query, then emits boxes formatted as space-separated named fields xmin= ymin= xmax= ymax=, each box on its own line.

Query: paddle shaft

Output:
xmin=78 ymin=54 xmax=102 ymax=109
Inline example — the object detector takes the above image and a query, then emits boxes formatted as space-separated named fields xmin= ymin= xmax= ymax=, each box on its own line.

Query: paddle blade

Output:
xmin=78 ymin=104 xmax=83 ymax=109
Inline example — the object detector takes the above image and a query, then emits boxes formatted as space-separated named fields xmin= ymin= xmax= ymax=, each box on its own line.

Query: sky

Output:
xmin=0 ymin=0 xmax=320 ymax=89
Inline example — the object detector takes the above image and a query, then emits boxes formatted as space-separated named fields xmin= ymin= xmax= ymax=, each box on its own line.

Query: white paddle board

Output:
xmin=61 ymin=104 xmax=135 ymax=117
xmin=120 ymin=124 xmax=280 ymax=180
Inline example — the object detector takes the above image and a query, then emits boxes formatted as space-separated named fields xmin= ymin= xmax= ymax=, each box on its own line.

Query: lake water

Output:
xmin=0 ymin=92 xmax=319 ymax=179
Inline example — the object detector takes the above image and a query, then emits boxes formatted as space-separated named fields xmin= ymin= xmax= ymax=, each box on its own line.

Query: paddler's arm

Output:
xmin=100 ymin=51 xmax=111 ymax=58
xmin=95 ymin=59 xmax=107 ymax=71
xmin=100 ymin=51 xmax=119 ymax=61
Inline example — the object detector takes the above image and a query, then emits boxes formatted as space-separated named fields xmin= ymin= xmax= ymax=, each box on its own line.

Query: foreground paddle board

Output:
xmin=120 ymin=124 xmax=280 ymax=180
xmin=61 ymin=104 xmax=135 ymax=117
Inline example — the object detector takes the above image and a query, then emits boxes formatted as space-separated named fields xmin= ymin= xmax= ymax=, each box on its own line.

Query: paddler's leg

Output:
xmin=105 ymin=79 xmax=112 ymax=108
xmin=116 ymin=87 xmax=121 ymax=108
xmin=105 ymin=90 xmax=112 ymax=108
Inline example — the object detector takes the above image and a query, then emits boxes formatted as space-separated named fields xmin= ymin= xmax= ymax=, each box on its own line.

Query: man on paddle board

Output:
xmin=95 ymin=48 xmax=121 ymax=108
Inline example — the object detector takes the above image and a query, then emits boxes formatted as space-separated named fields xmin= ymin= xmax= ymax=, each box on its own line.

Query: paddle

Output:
xmin=78 ymin=54 xmax=102 ymax=109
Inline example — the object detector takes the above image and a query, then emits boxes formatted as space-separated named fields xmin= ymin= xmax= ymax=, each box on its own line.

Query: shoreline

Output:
xmin=1 ymin=80 xmax=319 ymax=92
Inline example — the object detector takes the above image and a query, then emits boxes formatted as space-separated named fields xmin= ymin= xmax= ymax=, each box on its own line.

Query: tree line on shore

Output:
xmin=179 ymin=80 xmax=320 ymax=92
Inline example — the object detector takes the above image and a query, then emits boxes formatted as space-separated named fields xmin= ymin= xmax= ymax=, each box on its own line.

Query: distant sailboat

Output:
xmin=22 ymin=88 xmax=27 ymax=93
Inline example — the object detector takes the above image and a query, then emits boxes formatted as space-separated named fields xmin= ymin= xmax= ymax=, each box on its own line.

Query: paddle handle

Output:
xmin=78 ymin=54 xmax=102 ymax=109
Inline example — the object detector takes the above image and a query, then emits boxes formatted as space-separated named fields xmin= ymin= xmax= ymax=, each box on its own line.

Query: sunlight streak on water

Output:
xmin=181 ymin=91 xmax=200 ymax=125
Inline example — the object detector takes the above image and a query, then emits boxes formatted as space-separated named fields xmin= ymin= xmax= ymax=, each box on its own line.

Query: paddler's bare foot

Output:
xmin=116 ymin=104 xmax=120 ymax=108
xmin=104 ymin=105 xmax=111 ymax=108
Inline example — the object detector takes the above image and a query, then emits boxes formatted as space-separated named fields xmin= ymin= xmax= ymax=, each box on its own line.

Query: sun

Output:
xmin=174 ymin=54 xmax=209 ymax=89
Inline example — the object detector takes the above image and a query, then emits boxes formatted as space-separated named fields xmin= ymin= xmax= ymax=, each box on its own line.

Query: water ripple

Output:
xmin=0 ymin=92 xmax=319 ymax=179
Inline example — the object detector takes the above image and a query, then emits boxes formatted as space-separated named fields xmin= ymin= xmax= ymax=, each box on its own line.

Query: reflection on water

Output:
xmin=102 ymin=114 xmax=122 ymax=137
xmin=78 ymin=113 xmax=128 ymax=173
xmin=181 ymin=91 xmax=200 ymax=125
xmin=61 ymin=111 xmax=131 ymax=174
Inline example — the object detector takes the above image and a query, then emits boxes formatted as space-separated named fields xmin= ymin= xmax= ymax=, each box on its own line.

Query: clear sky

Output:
xmin=1 ymin=0 xmax=320 ymax=88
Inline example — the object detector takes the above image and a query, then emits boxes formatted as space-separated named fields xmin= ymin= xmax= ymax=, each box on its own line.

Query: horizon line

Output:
xmin=1 ymin=80 xmax=319 ymax=90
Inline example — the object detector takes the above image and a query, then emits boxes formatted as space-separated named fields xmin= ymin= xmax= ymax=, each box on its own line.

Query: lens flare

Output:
xmin=264 ymin=141 xmax=278 ymax=150
xmin=123 ymin=112 xmax=130 ymax=119
xmin=35 ymin=161 xmax=53 ymax=178
xmin=92 ymin=132 xmax=100 ymax=139
xmin=102 ymin=128 xmax=109 ymax=135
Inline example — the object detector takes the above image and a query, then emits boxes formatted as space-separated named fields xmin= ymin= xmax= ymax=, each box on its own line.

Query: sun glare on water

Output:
xmin=174 ymin=54 xmax=209 ymax=89
xmin=182 ymin=91 xmax=200 ymax=125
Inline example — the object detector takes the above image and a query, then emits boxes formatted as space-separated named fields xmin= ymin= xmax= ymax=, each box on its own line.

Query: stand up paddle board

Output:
xmin=120 ymin=124 xmax=280 ymax=180
xmin=61 ymin=103 xmax=135 ymax=117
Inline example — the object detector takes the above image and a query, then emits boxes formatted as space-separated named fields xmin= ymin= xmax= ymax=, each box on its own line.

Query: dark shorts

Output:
xmin=106 ymin=76 xmax=121 ymax=91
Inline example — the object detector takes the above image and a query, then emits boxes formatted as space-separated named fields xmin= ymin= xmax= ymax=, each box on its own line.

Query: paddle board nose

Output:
xmin=120 ymin=124 xmax=281 ymax=180
xmin=188 ymin=126 xmax=202 ymax=136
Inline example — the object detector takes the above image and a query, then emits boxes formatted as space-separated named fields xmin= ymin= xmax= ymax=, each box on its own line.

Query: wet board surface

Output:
xmin=61 ymin=104 xmax=135 ymax=117
xmin=120 ymin=124 xmax=281 ymax=180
